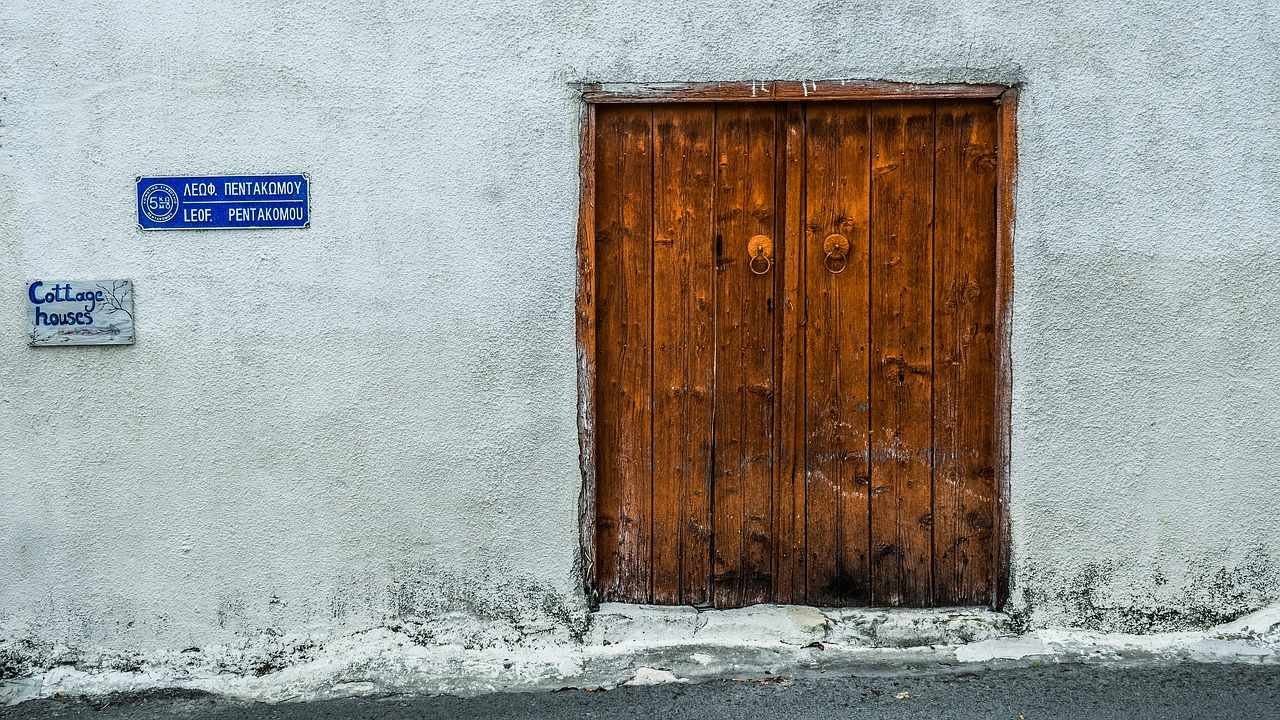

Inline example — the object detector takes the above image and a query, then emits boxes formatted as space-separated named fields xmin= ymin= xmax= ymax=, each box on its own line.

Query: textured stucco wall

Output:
xmin=2 ymin=0 xmax=1279 ymax=662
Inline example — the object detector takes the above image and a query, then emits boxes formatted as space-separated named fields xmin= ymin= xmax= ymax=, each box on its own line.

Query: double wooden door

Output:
xmin=592 ymin=99 xmax=1000 ymax=608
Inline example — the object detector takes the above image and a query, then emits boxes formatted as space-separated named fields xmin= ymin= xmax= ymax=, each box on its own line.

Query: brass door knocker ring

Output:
xmin=748 ymin=235 xmax=773 ymax=275
xmin=823 ymin=233 xmax=850 ymax=275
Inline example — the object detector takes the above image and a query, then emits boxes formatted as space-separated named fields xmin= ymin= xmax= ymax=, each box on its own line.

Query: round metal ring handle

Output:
xmin=747 ymin=235 xmax=773 ymax=275
xmin=822 ymin=233 xmax=851 ymax=275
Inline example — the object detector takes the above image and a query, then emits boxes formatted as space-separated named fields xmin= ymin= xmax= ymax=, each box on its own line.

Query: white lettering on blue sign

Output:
xmin=136 ymin=174 xmax=310 ymax=230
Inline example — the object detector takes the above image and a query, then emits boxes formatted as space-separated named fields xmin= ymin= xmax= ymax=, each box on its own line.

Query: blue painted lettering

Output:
xmin=31 ymin=285 xmax=106 ymax=327
xmin=33 ymin=308 xmax=96 ymax=327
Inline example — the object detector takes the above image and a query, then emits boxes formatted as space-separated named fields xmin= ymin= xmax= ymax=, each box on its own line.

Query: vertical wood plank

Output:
xmin=994 ymin=88 xmax=1018 ymax=609
xmin=712 ymin=103 xmax=777 ymax=607
xmin=593 ymin=105 xmax=654 ymax=602
xmin=933 ymin=100 xmax=998 ymax=605
xmin=803 ymin=102 xmax=873 ymax=606
xmin=773 ymin=103 xmax=806 ymax=604
xmin=577 ymin=102 xmax=598 ymax=599
xmin=651 ymin=105 xmax=716 ymax=605
xmin=869 ymin=100 xmax=935 ymax=607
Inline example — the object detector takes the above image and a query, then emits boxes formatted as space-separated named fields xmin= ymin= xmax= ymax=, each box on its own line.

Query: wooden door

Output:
xmin=592 ymin=99 xmax=999 ymax=608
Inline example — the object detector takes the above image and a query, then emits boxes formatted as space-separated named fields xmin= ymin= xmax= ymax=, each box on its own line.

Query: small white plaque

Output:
xmin=27 ymin=279 xmax=135 ymax=346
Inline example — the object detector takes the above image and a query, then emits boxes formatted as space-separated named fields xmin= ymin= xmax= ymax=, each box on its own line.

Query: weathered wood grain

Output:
xmin=582 ymin=94 xmax=1011 ymax=609
xmin=803 ymin=102 xmax=873 ymax=606
xmin=651 ymin=105 xmax=716 ymax=605
xmin=869 ymin=100 xmax=936 ymax=607
xmin=577 ymin=102 xmax=598 ymax=599
xmin=772 ymin=102 xmax=807 ymax=604
xmin=581 ymin=81 xmax=1008 ymax=104
xmin=594 ymin=105 xmax=654 ymax=602
xmin=994 ymin=88 xmax=1018 ymax=609
xmin=933 ymin=100 xmax=998 ymax=605
xmin=712 ymin=103 xmax=777 ymax=607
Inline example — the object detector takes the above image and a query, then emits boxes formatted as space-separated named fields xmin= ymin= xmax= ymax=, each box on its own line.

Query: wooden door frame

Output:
xmin=575 ymin=79 xmax=1018 ymax=608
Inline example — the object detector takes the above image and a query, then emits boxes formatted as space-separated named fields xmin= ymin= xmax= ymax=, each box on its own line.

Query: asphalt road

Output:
xmin=5 ymin=663 xmax=1279 ymax=720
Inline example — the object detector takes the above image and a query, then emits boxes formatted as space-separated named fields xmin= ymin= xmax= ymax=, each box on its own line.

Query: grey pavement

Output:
xmin=4 ymin=663 xmax=1279 ymax=720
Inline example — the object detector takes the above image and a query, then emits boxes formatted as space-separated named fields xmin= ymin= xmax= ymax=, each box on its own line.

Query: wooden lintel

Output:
xmin=579 ymin=80 xmax=1009 ymax=103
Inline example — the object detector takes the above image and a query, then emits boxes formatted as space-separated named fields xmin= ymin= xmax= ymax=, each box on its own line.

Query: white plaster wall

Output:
xmin=2 ymin=0 xmax=1279 ymax=660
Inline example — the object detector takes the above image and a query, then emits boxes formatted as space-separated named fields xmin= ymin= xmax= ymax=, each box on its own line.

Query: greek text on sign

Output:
xmin=28 ymin=280 xmax=135 ymax=346
xmin=136 ymin=174 xmax=310 ymax=230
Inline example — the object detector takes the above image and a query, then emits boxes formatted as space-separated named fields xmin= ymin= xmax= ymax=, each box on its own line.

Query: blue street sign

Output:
xmin=136 ymin=174 xmax=310 ymax=230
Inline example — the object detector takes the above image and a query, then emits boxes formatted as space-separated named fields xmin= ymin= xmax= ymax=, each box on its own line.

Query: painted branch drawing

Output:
xmin=97 ymin=280 xmax=135 ymax=322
